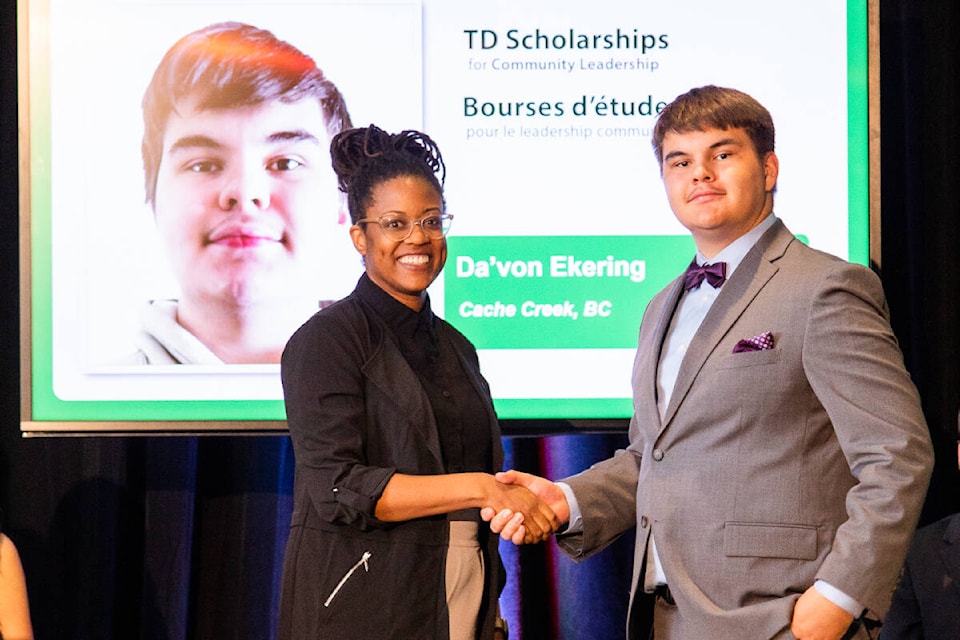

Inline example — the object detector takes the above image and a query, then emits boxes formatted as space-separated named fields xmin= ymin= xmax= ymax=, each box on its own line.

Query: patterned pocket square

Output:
xmin=733 ymin=331 xmax=774 ymax=353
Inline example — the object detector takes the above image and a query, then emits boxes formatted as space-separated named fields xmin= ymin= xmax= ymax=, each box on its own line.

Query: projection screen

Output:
xmin=19 ymin=0 xmax=872 ymax=434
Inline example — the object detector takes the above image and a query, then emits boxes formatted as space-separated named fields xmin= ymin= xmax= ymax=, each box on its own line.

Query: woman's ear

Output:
xmin=349 ymin=224 xmax=367 ymax=256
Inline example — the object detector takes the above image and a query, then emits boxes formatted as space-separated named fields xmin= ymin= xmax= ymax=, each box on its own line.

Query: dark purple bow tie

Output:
xmin=684 ymin=259 xmax=727 ymax=291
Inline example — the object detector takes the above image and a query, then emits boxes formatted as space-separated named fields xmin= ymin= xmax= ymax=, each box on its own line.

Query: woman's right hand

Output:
xmin=481 ymin=470 xmax=570 ymax=544
xmin=373 ymin=472 xmax=558 ymax=541
xmin=481 ymin=474 xmax=561 ymax=543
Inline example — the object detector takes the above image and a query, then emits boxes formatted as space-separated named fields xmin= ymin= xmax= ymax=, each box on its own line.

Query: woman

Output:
xmin=278 ymin=125 xmax=556 ymax=639
xmin=0 ymin=513 xmax=33 ymax=640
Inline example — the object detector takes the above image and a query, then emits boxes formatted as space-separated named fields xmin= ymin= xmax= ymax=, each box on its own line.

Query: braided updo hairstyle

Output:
xmin=330 ymin=125 xmax=446 ymax=225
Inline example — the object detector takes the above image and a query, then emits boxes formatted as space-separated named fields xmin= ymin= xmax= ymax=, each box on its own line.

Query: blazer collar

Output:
xmin=658 ymin=219 xmax=794 ymax=429
xmin=362 ymin=334 xmax=444 ymax=465
xmin=359 ymin=303 xmax=501 ymax=470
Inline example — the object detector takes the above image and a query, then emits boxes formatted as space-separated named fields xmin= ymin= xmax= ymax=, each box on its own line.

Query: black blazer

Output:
xmin=278 ymin=287 xmax=504 ymax=640
xmin=880 ymin=513 xmax=960 ymax=639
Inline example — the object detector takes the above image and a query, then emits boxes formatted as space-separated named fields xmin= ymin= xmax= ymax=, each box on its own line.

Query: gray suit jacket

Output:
xmin=559 ymin=220 xmax=933 ymax=639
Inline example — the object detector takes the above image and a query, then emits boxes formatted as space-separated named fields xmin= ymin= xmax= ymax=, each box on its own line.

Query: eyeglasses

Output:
xmin=356 ymin=213 xmax=454 ymax=241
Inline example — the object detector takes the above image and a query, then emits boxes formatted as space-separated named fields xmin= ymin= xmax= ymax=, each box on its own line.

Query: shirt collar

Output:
xmin=356 ymin=273 xmax=434 ymax=338
xmin=696 ymin=214 xmax=778 ymax=278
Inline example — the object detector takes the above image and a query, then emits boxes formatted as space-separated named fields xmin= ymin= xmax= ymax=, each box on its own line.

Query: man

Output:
xmin=136 ymin=21 xmax=352 ymax=364
xmin=879 ymin=412 xmax=960 ymax=639
xmin=486 ymin=85 xmax=934 ymax=639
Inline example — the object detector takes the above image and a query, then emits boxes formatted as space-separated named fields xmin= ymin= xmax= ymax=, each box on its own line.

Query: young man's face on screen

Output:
xmin=152 ymin=96 xmax=340 ymax=309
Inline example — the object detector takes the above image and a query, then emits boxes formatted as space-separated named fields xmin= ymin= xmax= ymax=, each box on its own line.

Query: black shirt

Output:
xmin=356 ymin=275 xmax=493 ymax=479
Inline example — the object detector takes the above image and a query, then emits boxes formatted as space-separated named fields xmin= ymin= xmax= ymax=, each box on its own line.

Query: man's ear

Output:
xmin=763 ymin=151 xmax=780 ymax=192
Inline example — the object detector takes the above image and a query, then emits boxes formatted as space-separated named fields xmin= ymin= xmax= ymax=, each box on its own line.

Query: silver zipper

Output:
xmin=323 ymin=551 xmax=372 ymax=608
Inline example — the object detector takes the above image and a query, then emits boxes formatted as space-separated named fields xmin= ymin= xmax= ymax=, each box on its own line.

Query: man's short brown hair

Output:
xmin=652 ymin=85 xmax=775 ymax=165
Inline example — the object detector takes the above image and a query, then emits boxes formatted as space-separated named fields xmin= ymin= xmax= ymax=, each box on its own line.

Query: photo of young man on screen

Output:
xmin=134 ymin=21 xmax=353 ymax=364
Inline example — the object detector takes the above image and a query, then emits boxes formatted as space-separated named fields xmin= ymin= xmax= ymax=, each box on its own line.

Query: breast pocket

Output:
xmin=718 ymin=348 xmax=781 ymax=370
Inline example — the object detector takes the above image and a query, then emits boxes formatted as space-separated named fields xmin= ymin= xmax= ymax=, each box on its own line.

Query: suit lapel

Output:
xmin=637 ymin=277 xmax=685 ymax=431
xmin=660 ymin=221 xmax=793 ymax=429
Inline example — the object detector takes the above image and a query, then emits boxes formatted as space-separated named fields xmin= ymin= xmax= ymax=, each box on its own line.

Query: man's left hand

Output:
xmin=790 ymin=586 xmax=855 ymax=640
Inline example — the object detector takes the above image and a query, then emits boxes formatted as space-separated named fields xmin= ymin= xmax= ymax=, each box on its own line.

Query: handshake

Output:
xmin=480 ymin=470 xmax=571 ymax=544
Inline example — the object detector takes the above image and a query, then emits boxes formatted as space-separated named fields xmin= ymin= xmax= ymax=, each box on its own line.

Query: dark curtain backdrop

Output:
xmin=2 ymin=2 xmax=959 ymax=638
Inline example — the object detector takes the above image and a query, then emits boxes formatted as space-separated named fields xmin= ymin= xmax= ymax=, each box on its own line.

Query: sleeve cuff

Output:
xmin=556 ymin=481 xmax=583 ymax=535
xmin=813 ymin=579 xmax=864 ymax=618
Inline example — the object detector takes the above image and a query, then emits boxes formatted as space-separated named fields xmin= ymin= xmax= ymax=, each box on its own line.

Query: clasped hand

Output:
xmin=790 ymin=586 xmax=856 ymax=640
xmin=481 ymin=470 xmax=571 ymax=544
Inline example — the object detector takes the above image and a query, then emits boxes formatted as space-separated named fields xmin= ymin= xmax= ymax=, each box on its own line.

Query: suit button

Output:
xmin=640 ymin=516 xmax=649 ymax=528
xmin=652 ymin=449 xmax=664 ymax=461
